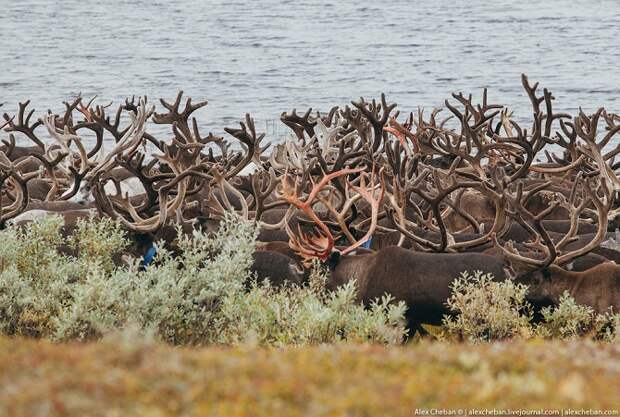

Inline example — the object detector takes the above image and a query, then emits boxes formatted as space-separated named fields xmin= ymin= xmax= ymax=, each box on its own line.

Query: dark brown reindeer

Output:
xmin=273 ymin=80 xmax=620 ymax=332
xmin=278 ymin=163 xmax=510 ymax=330
xmin=516 ymin=263 xmax=620 ymax=315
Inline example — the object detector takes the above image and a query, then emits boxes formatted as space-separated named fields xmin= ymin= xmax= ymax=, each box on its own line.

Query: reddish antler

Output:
xmin=282 ymin=167 xmax=362 ymax=262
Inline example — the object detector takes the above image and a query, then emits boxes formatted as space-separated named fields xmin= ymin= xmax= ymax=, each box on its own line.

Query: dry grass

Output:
xmin=1 ymin=335 xmax=619 ymax=417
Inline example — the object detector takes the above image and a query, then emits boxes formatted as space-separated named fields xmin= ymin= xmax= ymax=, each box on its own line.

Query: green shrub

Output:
xmin=2 ymin=213 xmax=615 ymax=346
xmin=124 ymin=213 xmax=258 ymax=345
xmin=67 ymin=216 xmax=128 ymax=272
xmin=536 ymin=291 xmax=596 ymax=339
xmin=536 ymin=292 xmax=620 ymax=341
xmin=442 ymin=271 xmax=533 ymax=342
xmin=217 ymin=264 xmax=408 ymax=345
xmin=0 ymin=213 xmax=406 ymax=346
xmin=593 ymin=311 xmax=620 ymax=343
xmin=0 ymin=215 xmax=77 ymax=337
xmin=441 ymin=274 xmax=619 ymax=344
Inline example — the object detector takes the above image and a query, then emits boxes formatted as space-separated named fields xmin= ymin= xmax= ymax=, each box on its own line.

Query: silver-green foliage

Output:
xmin=0 ymin=215 xmax=128 ymax=339
xmin=126 ymin=213 xmax=259 ymax=344
xmin=218 ymin=264 xmax=408 ymax=346
xmin=595 ymin=311 xmax=620 ymax=343
xmin=442 ymin=271 xmax=533 ymax=342
xmin=536 ymin=292 xmax=620 ymax=341
xmin=0 ymin=213 xmax=407 ymax=345
xmin=442 ymin=272 xmax=619 ymax=343
xmin=537 ymin=291 xmax=596 ymax=339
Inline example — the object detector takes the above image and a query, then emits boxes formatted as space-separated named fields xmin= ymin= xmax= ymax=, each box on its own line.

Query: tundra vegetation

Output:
xmin=0 ymin=214 xmax=617 ymax=345
xmin=0 ymin=214 xmax=408 ymax=345
xmin=1 ymin=75 xmax=620 ymax=413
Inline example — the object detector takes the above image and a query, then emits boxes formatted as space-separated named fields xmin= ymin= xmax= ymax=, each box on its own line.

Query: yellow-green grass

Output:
xmin=1 ymin=336 xmax=619 ymax=417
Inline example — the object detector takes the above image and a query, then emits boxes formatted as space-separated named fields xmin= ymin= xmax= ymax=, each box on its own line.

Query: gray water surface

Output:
xmin=2 ymin=0 xmax=620 ymax=140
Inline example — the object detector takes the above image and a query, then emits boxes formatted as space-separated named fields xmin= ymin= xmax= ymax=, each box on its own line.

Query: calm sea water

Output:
xmin=2 ymin=0 xmax=620 ymax=142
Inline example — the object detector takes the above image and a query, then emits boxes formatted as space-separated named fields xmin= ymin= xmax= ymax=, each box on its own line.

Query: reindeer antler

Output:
xmin=282 ymin=167 xmax=362 ymax=262
xmin=2 ymin=100 xmax=45 ymax=149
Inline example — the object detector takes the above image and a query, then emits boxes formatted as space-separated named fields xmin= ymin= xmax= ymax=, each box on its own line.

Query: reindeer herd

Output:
xmin=1 ymin=74 xmax=620 ymax=332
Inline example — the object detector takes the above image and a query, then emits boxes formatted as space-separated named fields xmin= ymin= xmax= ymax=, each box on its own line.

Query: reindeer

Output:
xmin=2 ymin=75 xmax=620 ymax=327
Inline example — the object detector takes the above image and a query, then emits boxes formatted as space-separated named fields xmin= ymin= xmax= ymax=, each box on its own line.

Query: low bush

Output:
xmin=0 ymin=214 xmax=616 ymax=346
xmin=218 ymin=265 xmax=407 ymax=345
xmin=442 ymin=272 xmax=619 ymax=343
xmin=442 ymin=271 xmax=533 ymax=342
xmin=536 ymin=291 xmax=596 ymax=339
xmin=595 ymin=312 xmax=620 ymax=343
xmin=536 ymin=293 xmax=620 ymax=342
xmin=0 ymin=215 xmax=128 ymax=339
xmin=0 ymin=214 xmax=406 ymax=345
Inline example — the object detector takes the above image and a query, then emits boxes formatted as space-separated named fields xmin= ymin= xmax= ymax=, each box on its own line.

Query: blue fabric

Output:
xmin=361 ymin=236 xmax=373 ymax=249
xmin=142 ymin=244 xmax=157 ymax=266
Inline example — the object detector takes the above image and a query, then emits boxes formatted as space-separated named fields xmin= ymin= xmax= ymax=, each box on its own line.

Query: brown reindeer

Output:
xmin=516 ymin=263 xmax=620 ymax=315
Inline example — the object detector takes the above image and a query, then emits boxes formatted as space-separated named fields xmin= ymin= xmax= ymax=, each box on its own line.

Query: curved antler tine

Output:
xmin=90 ymin=98 xmax=153 ymax=178
xmin=0 ymin=166 xmax=30 ymax=223
xmin=341 ymin=167 xmax=385 ymax=255
xmin=282 ymin=167 xmax=364 ymax=260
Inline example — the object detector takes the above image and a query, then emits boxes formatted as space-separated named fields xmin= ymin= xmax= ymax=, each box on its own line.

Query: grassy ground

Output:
xmin=1 ymin=336 xmax=619 ymax=417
